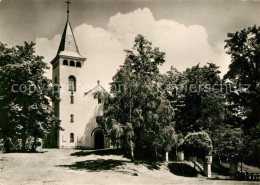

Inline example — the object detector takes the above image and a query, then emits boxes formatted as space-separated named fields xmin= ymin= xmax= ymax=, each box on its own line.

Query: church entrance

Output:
xmin=94 ymin=130 xmax=104 ymax=149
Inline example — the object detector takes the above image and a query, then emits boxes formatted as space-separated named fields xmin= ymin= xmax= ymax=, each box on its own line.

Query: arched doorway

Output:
xmin=94 ymin=130 xmax=104 ymax=149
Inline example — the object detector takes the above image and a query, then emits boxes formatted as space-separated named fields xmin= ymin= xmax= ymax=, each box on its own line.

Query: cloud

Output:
xmin=35 ymin=7 xmax=230 ymax=91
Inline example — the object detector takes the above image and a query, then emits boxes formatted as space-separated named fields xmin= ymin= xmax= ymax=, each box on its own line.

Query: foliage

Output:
xmin=180 ymin=132 xmax=213 ymax=158
xmin=213 ymin=125 xmax=245 ymax=162
xmin=97 ymin=35 xmax=177 ymax=160
xmin=224 ymin=25 xmax=260 ymax=164
xmin=224 ymin=26 xmax=260 ymax=129
xmin=171 ymin=63 xmax=225 ymax=136
xmin=0 ymin=42 xmax=60 ymax=152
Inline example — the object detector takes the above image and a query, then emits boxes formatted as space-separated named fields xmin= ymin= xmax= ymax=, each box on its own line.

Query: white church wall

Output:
xmin=56 ymin=61 xmax=107 ymax=148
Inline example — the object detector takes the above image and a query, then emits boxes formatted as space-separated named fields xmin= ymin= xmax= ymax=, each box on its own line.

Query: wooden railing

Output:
xmin=234 ymin=172 xmax=260 ymax=181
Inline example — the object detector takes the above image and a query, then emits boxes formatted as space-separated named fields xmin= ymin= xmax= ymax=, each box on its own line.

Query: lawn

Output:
xmin=0 ymin=148 xmax=258 ymax=185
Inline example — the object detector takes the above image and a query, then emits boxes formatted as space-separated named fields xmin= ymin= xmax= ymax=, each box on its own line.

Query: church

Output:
xmin=44 ymin=1 xmax=110 ymax=149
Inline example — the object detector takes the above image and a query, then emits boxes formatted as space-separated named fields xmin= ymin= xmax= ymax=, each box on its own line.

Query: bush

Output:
xmin=180 ymin=131 xmax=212 ymax=158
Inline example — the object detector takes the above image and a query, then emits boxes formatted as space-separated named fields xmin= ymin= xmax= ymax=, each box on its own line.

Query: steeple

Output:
xmin=51 ymin=0 xmax=86 ymax=65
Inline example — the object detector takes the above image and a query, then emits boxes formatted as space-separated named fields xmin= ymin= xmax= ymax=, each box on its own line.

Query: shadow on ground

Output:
xmin=59 ymin=159 xmax=161 ymax=172
xmin=59 ymin=159 xmax=128 ymax=171
xmin=3 ymin=150 xmax=47 ymax=154
xmin=71 ymin=148 xmax=123 ymax=157
xmin=60 ymin=148 xmax=162 ymax=173
xmin=134 ymin=160 xmax=161 ymax=170
xmin=211 ymin=163 xmax=230 ymax=176
xmin=168 ymin=162 xmax=201 ymax=177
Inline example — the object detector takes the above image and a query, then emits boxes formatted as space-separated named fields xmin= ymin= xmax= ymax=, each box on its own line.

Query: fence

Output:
xmin=234 ymin=172 xmax=260 ymax=181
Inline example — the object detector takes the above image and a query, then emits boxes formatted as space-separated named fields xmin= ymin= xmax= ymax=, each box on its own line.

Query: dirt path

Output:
xmin=0 ymin=149 xmax=257 ymax=185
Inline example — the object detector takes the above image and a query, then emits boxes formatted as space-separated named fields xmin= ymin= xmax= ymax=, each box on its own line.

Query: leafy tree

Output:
xmin=224 ymin=25 xmax=260 ymax=129
xmin=0 ymin=42 xmax=60 ymax=152
xmin=213 ymin=125 xmax=245 ymax=162
xmin=173 ymin=63 xmax=225 ymax=136
xmin=224 ymin=25 xmax=260 ymax=164
xmin=180 ymin=131 xmax=213 ymax=158
xmin=97 ymin=35 xmax=177 ymax=160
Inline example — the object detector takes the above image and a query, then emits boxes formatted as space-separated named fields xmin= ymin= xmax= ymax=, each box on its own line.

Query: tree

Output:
xmin=0 ymin=42 xmax=60 ymax=152
xmin=173 ymin=63 xmax=225 ymax=136
xmin=224 ymin=25 xmax=260 ymax=165
xmin=97 ymin=35 xmax=177 ymax=160
xmin=180 ymin=131 xmax=212 ymax=158
xmin=213 ymin=125 xmax=245 ymax=162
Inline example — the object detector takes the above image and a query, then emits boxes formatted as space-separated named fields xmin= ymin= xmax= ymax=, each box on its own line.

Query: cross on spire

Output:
xmin=66 ymin=0 xmax=71 ymax=21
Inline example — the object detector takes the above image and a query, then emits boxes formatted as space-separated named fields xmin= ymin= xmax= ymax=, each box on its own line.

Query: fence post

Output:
xmin=165 ymin=152 xmax=169 ymax=162
xmin=204 ymin=155 xmax=212 ymax=178
xmin=177 ymin=151 xmax=184 ymax=161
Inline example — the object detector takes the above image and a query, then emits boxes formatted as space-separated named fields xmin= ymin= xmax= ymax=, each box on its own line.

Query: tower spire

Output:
xmin=51 ymin=0 xmax=86 ymax=65
xmin=66 ymin=0 xmax=71 ymax=21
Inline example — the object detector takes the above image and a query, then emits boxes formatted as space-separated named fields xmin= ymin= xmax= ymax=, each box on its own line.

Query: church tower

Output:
xmin=50 ymin=0 xmax=86 ymax=148
xmin=46 ymin=0 xmax=110 ymax=149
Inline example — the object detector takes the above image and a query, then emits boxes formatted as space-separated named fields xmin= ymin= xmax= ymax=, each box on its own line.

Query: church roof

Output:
xmin=57 ymin=21 xmax=84 ymax=58
xmin=84 ymin=83 xmax=109 ymax=97
xmin=51 ymin=22 xmax=86 ymax=64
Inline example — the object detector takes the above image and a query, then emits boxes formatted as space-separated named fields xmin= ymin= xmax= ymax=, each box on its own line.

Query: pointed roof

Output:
xmin=58 ymin=21 xmax=81 ymax=55
xmin=52 ymin=21 xmax=86 ymax=62
xmin=84 ymin=81 xmax=110 ymax=98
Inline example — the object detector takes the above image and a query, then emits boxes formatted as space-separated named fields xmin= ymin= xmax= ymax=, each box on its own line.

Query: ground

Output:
xmin=0 ymin=149 xmax=258 ymax=185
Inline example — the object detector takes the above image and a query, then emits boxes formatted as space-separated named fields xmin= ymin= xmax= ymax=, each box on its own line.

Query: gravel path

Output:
xmin=0 ymin=149 xmax=258 ymax=185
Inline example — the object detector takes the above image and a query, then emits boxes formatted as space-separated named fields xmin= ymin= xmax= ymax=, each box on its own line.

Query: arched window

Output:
xmin=70 ymin=61 xmax=75 ymax=66
xmin=70 ymin=133 xmax=74 ymax=143
xmin=76 ymin=62 xmax=81 ymax=68
xmin=68 ymin=75 xmax=76 ymax=91
xmin=63 ymin=60 xmax=68 ymax=65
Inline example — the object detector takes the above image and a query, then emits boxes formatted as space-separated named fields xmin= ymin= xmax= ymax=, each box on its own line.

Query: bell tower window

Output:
xmin=68 ymin=75 xmax=76 ymax=91
xmin=70 ymin=61 xmax=75 ymax=66
xmin=63 ymin=60 xmax=68 ymax=65
xmin=76 ymin=62 xmax=81 ymax=68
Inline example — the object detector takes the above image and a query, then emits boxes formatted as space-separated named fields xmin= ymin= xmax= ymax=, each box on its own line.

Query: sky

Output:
xmin=1 ymin=0 xmax=260 ymax=90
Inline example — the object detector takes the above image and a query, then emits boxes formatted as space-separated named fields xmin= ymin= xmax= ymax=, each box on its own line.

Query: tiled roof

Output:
xmin=51 ymin=21 xmax=86 ymax=63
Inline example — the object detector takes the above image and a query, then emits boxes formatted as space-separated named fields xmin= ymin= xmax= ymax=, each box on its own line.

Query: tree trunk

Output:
xmin=30 ymin=137 xmax=37 ymax=152
xmin=130 ymin=142 xmax=134 ymax=161
xmin=21 ymin=126 xmax=27 ymax=152
xmin=3 ymin=137 xmax=10 ymax=153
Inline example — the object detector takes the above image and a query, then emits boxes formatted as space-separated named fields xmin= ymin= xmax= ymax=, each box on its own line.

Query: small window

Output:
xmin=63 ymin=60 xmax=68 ymax=65
xmin=98 ymin=96 xmax=102 ymax=104
xmin=54 ymin=77 xmax=58 ymax=84
xmin=70 ymin=61 xmax=75 ymax=66
xmin=70 ymin=92 xmax=74 ymax=104
xmin=70 ymin=114 xmax=74 ymax=123
xmin=68 ymin=75 xmax=76 ymax=91
xmin=70 ymin=133 xmax=74 ymax=143
xmin=76 ymin=62 xmax=81 ymax=68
